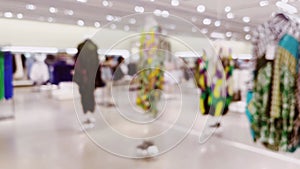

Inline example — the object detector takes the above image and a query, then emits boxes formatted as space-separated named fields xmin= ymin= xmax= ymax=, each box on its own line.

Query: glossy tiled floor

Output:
xmin=0 ymin=87 xmax=300 ymax=169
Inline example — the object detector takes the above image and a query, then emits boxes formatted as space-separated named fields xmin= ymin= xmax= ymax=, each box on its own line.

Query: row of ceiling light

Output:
xmin=1 ymin=0 xmax=254 ymax=41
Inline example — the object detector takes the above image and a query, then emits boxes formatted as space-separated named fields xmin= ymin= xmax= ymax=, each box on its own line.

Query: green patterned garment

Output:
xmin=249 ymin=34 xmax=300 ymax=152
xmin=248 ymin=60 xmax=273 ymax=145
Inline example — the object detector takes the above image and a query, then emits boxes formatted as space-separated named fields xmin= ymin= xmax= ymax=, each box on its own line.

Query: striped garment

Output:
xmin=269 ymin=34 xmax=299 ymax=151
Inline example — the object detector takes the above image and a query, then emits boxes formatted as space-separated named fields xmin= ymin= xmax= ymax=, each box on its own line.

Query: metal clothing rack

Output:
xmin=0 ymin=47 xmax=16 ymax=121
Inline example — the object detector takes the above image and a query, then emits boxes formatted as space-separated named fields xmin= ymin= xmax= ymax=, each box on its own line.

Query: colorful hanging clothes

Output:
xmin=197 ymin=56 xmax=210 ymax=115
xmin=248 ymin=58 xmax=273 ymax=147
xmin=270 ymin=34 xmax=299 ymax=151
xmin=198 ymin=55 xmax=234 ymax=116
xmin=249 ymin=34 xmax=300 ymax=152
xmin=136 ymin=27 xmax=167 ymax=117
xmin=222 ymin=56 xmax=234 ymax=115
xmin=0 ymin=52 xmax=4 ymax=101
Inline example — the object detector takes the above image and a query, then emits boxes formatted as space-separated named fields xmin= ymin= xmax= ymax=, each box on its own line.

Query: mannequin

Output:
xmin=30 ymin=53 xmax=49 ymax=89
xmin=135 ymin=16 xmax=171 ymax=158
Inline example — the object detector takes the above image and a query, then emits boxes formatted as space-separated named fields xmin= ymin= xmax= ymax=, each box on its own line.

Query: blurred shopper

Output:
xmin=74 ymin=39 xmax=103 ymax=129
xmin=112 ymin=56 xmax=128 ymax=81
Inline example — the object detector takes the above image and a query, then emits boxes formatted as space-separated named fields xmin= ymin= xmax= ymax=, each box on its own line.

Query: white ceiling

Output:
xmin=0 ymin=0 xmax=299 ymax=41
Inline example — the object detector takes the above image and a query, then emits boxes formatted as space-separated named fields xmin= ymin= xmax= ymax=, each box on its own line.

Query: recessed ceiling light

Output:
xmin=243 ymin=26 xmax=250 ymax=32
xmin=153 ymin=9 xmax=161 ymax=16
xmin=226 ymin=32 xmax=232 ymax=37
xmin=129 ymin=18 xmax=136 ymax=24
xmin=134 ymin=6 xmax=144 ymax=13
xmin=94 ymin=22 xmax=100 ymax=28
xmin=171 ymin=0 xmax=179 ymax=6
xmin=77 ymin=0 xmax=87 ymax=3
xmin=26 ymin=4 xmax=36 ymax=10
xmin=49 ymin=7 xmax=58 ymax=13
xmin=64 ymin=9 xmax=74 ymax=16
xmin=242 ymin=16 xmax=251 ymax=23
xmin=161 ymin=10 xmax=169 ymax=18
xmin=197 ymin=5 xmax=205 ymax=13
xmin=110 ymin=24 xmax=116 ymax=29
xmin=17 ymin=13 xmax=23 ymax=19
xmin=224 ymin=6 xmax=231 ymax=12
xmin=4 ymin=12 xmax=13 ymax=18
xmin=191 ymin=16 xmax=197 ymax=22
xmin=77 ymin=19 xmax=84 ymax=26
xmin=226 ymin=12 xmax=234 ymax=19
xmin=150 ymin=0 xmax=155 ymax=1
xmin=245 ymin=34 xmax=251 ymax=40
xmin=48 ymin=17 xmax=54 ymax=22
xmin=203 ymin=18 xmax=211 ymax=25
xmin=259 ymin=1 xmax=269 ymax=7
xmin=106 ymin=15 xmax=114 ymax=21
xmin=201 ymin=28 xmax=208 ymax=34
xmin=124 ymin=25 xmax=130 ymax=31
xmin=281 ymin=0 xmax=288 ymax=3
xmin=214 ymin=20 xmax=221 ymax=27
xmin=102 ymin=0 xmax=109 ymax=7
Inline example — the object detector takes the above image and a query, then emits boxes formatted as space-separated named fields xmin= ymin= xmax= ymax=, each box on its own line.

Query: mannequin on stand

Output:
xmin=30 ymin=53 xmax=49 ymax=92
xmin=135 ymin=17 xmax=171 ymax=157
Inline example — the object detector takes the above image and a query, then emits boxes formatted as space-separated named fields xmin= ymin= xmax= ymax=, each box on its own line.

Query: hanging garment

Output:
xmin=199 ymin=55 xmax=234 ymax=116
xmin=248 ymin=13 xmax=300 ymax=152
xmin=95 ymin=66 xmax=106 ymax=88
xmin=4 ymin=52 xmax=13 ymax=99
xmin=13 ymin=54 xmax=25 ymax=80
xmin=248 ymin=58 xmax=273 ymax=146
xmin=25 ymin=56 xmax=35 ymax=79
xmin=252 ymin=13 xmax=291 ymax=58
xmin=0 ymin=52 xmax=4 ymax=100
xmin=74 ymin=39 xmax=99 ymax=114
xmin=222 ymin=56 xmax=234 ymax=115
xmin=249 ymin=34 xmax=299 ymax=152
xmin=196 ymin=57 xmax=210 ymax=115
xmin=30 ymin=61 xmax=50 ymax=84
xmin=246 ymin=91 xmax=255 ymax=140
xmin=52 ymin=60 xmax=74 ymax=85
xmin=136 ymin=27 xmax=167 ymax=116
xmin=269 ymin=34 xmax=299 ymax=151
xmin=207 ymin=62 xmax=227 ymax=117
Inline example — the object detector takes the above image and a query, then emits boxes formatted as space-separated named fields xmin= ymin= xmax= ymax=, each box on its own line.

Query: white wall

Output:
xmin=0 ymin=18 xmax=252 ymax=55
xmin=0 ymin=18 xmax=132 ymax=49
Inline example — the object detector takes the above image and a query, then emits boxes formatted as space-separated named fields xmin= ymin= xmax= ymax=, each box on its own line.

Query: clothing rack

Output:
xmin=0 ymin=49 xmax=15 ymax=120
xmin=248 ymin=11 xmax=300 ymax=152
